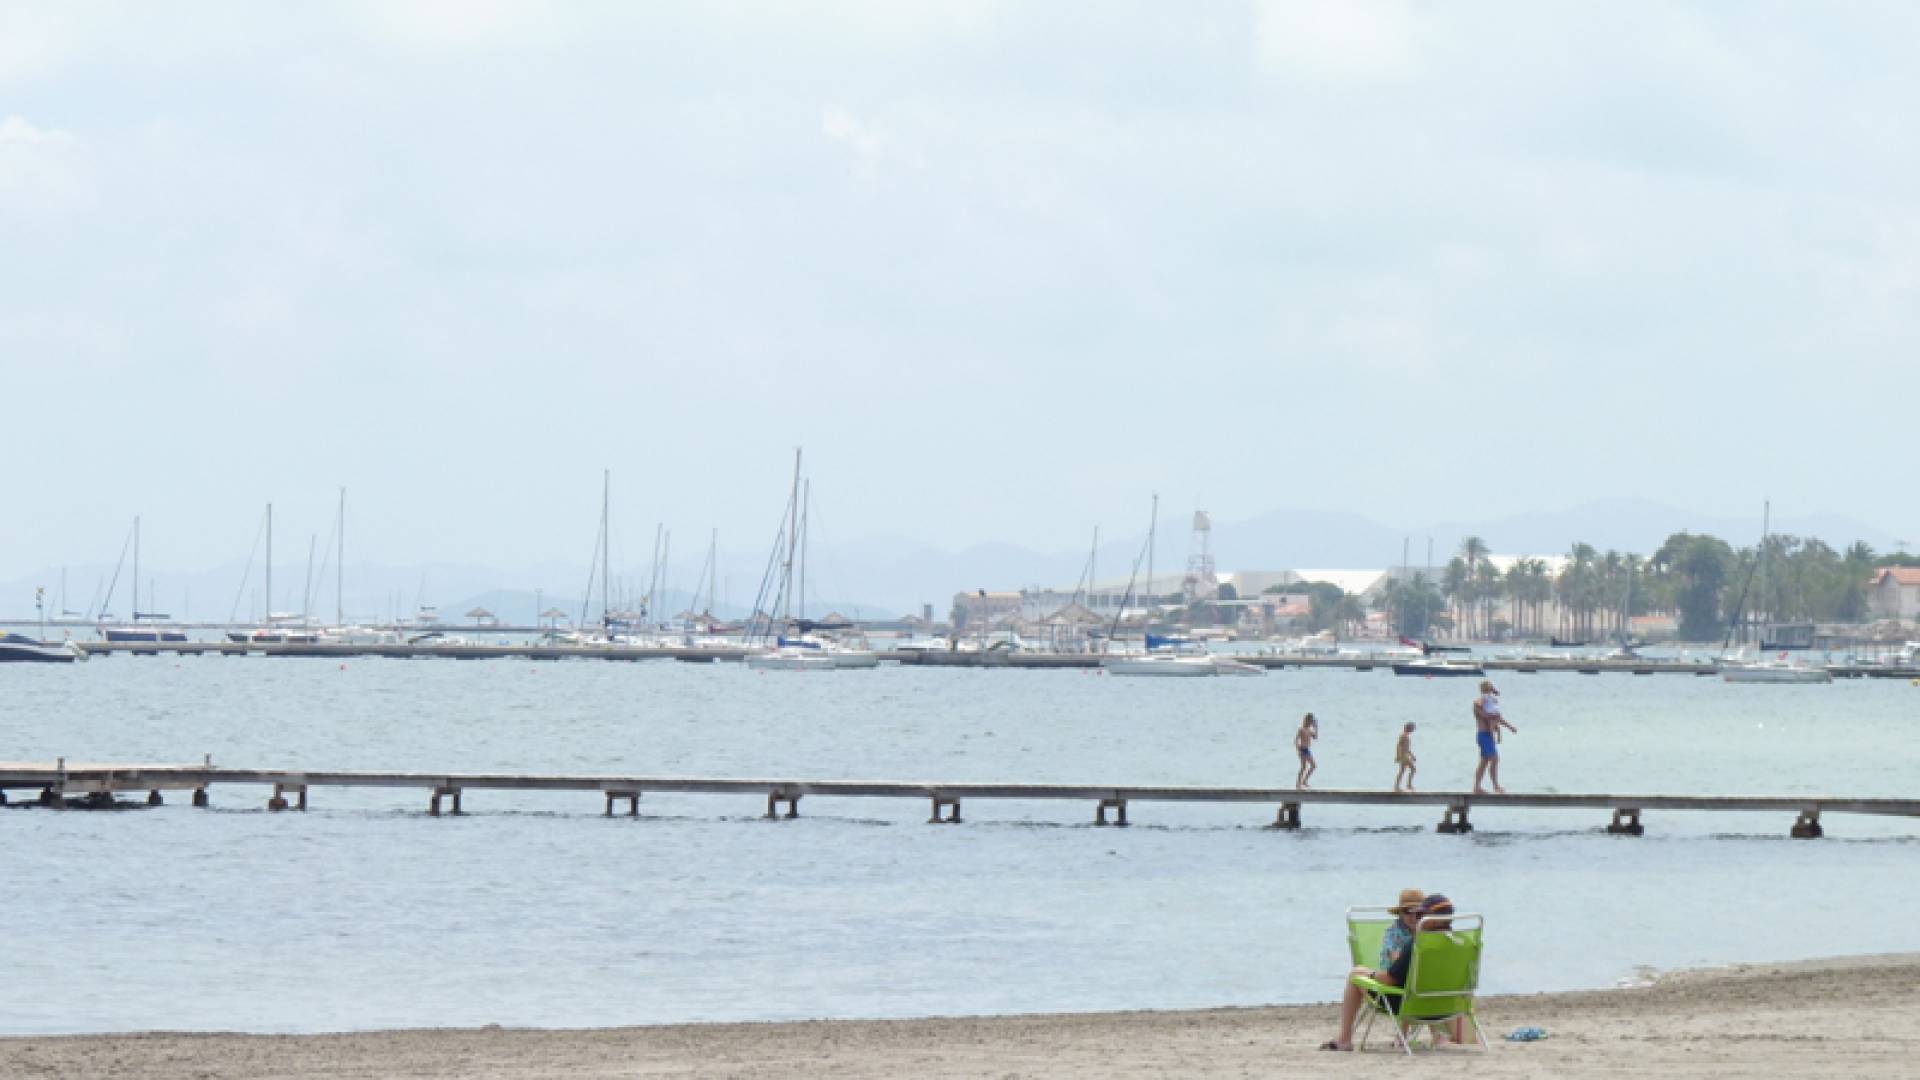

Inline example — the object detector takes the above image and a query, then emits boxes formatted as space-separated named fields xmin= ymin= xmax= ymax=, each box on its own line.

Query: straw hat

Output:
xmin=1388 ymin=887 xmax=1425 ymax=914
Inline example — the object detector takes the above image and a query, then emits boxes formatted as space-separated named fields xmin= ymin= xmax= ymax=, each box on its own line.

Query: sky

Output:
xmin=4 ymin=1 xmax=1918 ymax=591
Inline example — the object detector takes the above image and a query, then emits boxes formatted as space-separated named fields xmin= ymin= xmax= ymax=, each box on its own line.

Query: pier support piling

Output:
xmin=38 ymin=786 xmax=60 ymax=808
xmin=605 ymin=791 xmax=640 ymax=817
xmin=268 ymin=783 xmax=306 ymax=812
xmin=192 ymin=788 xmax=208 ymax=808
xmin=1274 ymin=802 xmax=1302 ymax=830
xmin=1791 ymin=810 xmax=1824 ymax=839
xmin=765 ymin=792 xmax=800 ymax=819
xmin=147 ymin=789 xmax=163 ymax=806
xmin=1436 ymin=804 xmax=1473 ymax=834
xmin=1096 ymin=798 xmax=1129 ymax=827
xmin=1607 ymin=808 xmax=1644 ymax=836
xmin=928 ymin=796 xmax=961 ymax=824
xmin=429 ymin=786 xmax=461 ymax=816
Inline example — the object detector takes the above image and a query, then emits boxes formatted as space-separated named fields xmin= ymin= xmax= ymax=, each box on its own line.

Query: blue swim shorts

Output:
xmin=1476 ymin=731 xmax=1497 ymax=759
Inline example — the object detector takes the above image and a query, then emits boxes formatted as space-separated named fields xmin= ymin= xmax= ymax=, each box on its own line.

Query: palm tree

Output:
xmin=1473 ymin=560 xmax=1503 ymax=640
xmin=1443 ymin=557 xmax=1471 ymax=639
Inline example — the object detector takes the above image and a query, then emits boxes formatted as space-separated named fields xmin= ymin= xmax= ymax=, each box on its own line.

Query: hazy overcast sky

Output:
xmin=4 ymin=1 xmax=1916 ymax=576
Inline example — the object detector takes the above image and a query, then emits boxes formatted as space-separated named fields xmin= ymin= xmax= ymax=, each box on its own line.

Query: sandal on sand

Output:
xmin=1318 ymin=1041 xmax=1352 ymax=1051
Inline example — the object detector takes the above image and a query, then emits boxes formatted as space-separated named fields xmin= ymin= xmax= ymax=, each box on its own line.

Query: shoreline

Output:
xmin=5 ymin=953 xmax=1914 ymax=1078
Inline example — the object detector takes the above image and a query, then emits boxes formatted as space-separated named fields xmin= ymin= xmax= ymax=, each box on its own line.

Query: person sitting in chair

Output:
xmin=1320 ymin=888 xmax=1424 ymax=1051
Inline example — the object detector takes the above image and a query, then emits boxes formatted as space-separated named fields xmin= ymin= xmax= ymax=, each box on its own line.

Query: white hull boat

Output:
xmin=0 ymin=634 xmax=84 ymax=663
xmin=1102 ymin=654 xmax=1220 ymax=677
xmin=747 ymin=648 xmax=837 ymax=671
xmin=1719 ymin=662 xmax=1832 ymax=684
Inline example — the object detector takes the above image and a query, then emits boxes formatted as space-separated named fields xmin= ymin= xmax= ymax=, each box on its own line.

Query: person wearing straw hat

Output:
xmin=1319 ymin=888 xmax=1425 ymax=1052
xmin=1472 ymin=679 xmax=1516 ymax=795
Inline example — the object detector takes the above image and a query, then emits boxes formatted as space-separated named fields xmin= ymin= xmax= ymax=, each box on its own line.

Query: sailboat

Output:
xmin=1716 ymin=502 xmax=1830 ymax=685
xmin=227 ymin=503 xmax=319 ymax=645
xmin=1099 ymin=496 xmax=1261 ymax=677
xmin=745 ymin=451 xmax=867 ymax=671
xmin=98 ymin=517 xmax=189 ymax=643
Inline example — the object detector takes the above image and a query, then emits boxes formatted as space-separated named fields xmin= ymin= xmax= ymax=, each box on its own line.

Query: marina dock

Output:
xmin=66 ymin=640 xmax=1920 ymax=677
xmin=3 ymin=760 xmax=1913 ymax=838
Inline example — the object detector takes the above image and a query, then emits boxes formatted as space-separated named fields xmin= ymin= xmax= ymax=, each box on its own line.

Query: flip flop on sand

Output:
xmin=1317 ymin=1040 xmax=1352 ymax=1051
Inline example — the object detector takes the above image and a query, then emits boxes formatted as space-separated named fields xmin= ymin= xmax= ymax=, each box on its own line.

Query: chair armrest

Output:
xmin=1350 ymin=975 xmax=1403 ymax=998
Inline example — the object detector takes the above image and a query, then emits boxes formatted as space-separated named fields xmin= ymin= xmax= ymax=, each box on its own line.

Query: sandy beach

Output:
xmin=5 ymin=953 xmax=1915 ymax=1079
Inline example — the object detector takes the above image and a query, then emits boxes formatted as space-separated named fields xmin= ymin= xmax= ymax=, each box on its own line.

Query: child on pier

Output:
xmin=1393 ymin=722 xmax=1417 ymax=792
xmin=1294 ymin=713 xmax=1318 ymax=789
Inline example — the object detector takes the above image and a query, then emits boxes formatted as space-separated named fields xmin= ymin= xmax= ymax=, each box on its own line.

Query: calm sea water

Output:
xmin=2 ymin=655 xmax=1915 ymax=1035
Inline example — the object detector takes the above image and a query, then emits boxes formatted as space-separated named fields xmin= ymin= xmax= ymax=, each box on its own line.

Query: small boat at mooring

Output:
xmin=0 ymin=633 xmax=84 ymax=664
xmin=1391 ymin=659 xmax=1485 ymax=678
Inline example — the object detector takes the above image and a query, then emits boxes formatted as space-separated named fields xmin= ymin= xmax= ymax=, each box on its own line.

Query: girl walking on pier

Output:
xmin=1294 ymin=713 xmax=1318 ymax=788
xmin=1392 ymin=722 xmax=1417 ymax=792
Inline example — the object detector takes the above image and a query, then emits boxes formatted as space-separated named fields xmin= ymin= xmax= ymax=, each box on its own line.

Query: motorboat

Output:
xmin=1718 ymin=654 xmax=1833 ymax=684
xmin=1271 ymin=630 xmax=1339 ymax=655
xmin=1391 ymin=659 xmax=1485 ymax=677
xmin=0 ymin=633 xmax=84 ymax=664
xmin=100 ymin=621 xmax=189 ymax=643
xmin=1102 ymin=653 xmax=1220 ymax=676
xmin=747 ymin=645 xmax=837 ymax=671
xmin=227 ymin=626 xmax=321 ymax=645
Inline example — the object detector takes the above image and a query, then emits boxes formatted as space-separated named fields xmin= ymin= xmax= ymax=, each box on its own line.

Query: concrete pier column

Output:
xmin=928 ymin=796 xmax=961 ymax=824
xmin=1791 ymin=810 xmax=1824 ymax=839
xmin=1436 ymin=804 xmax=1473 ymax=834
xmin=1607 ymin=808 xmax=1644 ymax=836
xmin=0 ymin=788 xmax=9 ymax=806
xmin=192 ymin=788 xmax=209 ymax=808
xmin=764 ymin=792 xmax=800 ymax=819
xmin=429 ymin=788 xmax=443 ymax=816
xmin=1274 ymin=802 xmax=1302 ymax=830
xmin=1095 ymin=798 xmax=1129 ymax=827
xmin=147 ymin=789 xmax=163 ymax=806
xmin=268 ymin=783 xmax=290 ymax=812
xmin=605 ymin=791 xmax=639 ymax=817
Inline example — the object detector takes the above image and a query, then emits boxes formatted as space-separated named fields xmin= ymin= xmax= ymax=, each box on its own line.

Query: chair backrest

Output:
xmin=1402 ymin=914 xmax=1484 ymax=1019
xmin=1345 ymin=907 xmax=1396 ymax=968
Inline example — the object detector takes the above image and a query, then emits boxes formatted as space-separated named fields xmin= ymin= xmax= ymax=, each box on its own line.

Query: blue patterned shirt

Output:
xmin=1379 ymin=921 xmax=1413 ymax=974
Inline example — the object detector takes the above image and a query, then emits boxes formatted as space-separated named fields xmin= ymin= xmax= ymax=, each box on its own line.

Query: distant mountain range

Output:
xmin=2 ymin=499 xmax=1900 ymax=623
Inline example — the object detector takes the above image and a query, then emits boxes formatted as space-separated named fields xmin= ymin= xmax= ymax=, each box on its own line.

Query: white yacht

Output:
xmin=1718 ymin=653 xmax=1833 ymax=684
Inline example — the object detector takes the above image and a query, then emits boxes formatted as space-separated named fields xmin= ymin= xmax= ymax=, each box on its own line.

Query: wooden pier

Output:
xmin=2 ymin=760 xmax=1913 ymax=838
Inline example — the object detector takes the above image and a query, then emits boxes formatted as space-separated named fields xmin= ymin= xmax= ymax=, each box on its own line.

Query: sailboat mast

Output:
xmin=265 ymin=502 xmax=273 ymax=623
xmin=707 ymin=529 xmax=718 ymax=614
xmin=303 ymin=534 xmax=318 ymax=624
xmin=133 ymin=515 xmax=140 ymax=619
xmin=1145 ymin=493 xmax=1158 ymax=618
xmin=600 ymin=469 xmax=610 ymax=627
xmin=660 ymin=530 xmax=672 ymax=625
xmin=337 ymin=487 xmax=345 ymax=626
xmin=1089 ymin=525 xmax=1099 ymax=609
xmin=779 ymin=448 xmax=802 ymax=622
xmin=799 ymin=480 xmax=810 ymax=622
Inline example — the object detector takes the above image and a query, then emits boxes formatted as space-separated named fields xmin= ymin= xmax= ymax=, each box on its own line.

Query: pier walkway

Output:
xmin=2 ymin=760 xmax=1913 ymax=838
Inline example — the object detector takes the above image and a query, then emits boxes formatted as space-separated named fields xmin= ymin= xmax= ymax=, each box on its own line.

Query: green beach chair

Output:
xmin=1344 ymin=906 xmax=1395 ymax=968
xmin=1350 ymin=913 xmax=1490 ymax=1055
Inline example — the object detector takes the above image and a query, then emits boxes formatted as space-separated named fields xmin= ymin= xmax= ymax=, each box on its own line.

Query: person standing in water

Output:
xmin=1392 ymin=722 xmax=1417 ymax=792
xmin=1472 ymin=680 xmax=1516 ymax=794
xmin=1294 ymin=713 xmax=1319 ymax=788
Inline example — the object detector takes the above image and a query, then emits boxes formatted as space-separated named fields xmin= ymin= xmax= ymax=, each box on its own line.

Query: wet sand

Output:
xmin=5 ymin=953 xmax=1914 ymax=1078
